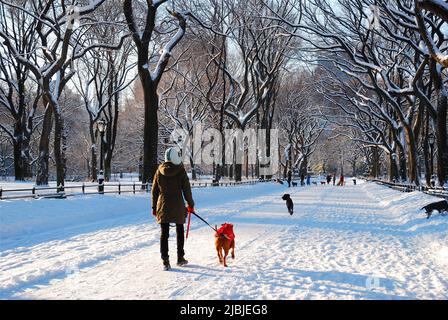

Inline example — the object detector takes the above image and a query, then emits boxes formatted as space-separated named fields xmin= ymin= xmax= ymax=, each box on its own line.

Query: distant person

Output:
xmin=337 ymin=174 xmax=345 ymax=186
xmin=300 ymin=174 xmax=305 ymax=186
xmin=332 ymin=173 xmax=336 ymax=186
xmin=326 ymin=174 xmax=332 ymax=185
xmin=152 ymin=147 xmax=195 ymax=271
xmin=306 ymin=174 xmax=311 ymax=186
xmin=287 ymin=170 xmax=292 ymax=188
xmin=353 ymin=178 xmax=357 ymax=185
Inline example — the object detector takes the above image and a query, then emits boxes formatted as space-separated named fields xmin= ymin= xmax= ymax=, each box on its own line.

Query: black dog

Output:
xmin=421 ymin=200 xmax=448 ymax=219
xmin=292 ymin=182 xmax=298 ymax=187
xmin=282 ymin=194 xmax=294 ymax=215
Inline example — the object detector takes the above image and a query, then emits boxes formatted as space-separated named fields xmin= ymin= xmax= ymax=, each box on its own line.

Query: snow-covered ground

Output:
xmin=1 ymin=181 xmax=447 ymax=299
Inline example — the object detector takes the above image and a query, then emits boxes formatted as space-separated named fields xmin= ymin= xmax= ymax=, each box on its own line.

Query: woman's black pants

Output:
xmin=160 ymin=223 xmax=184 ymax=261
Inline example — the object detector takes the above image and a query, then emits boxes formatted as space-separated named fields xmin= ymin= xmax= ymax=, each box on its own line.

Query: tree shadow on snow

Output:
xmin=230 ymin=266 xmax=413 ymax=300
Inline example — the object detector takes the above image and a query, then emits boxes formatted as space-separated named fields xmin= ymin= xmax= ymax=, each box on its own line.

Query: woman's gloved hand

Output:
xmin=187 ymin=206 xmax=195 ymax=214
xmin=152 ymin=209 xmax=156 ymax=217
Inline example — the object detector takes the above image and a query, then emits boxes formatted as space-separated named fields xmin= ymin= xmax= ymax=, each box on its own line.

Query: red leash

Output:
xmin=185 ymin=210 xmax=218 ymax=239
xmin=185 ymin=209 xmax=192 ymax=239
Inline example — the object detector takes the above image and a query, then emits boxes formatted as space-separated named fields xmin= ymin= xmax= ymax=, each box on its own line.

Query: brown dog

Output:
xmin=215 ymin=223 xmax=235 ymax=267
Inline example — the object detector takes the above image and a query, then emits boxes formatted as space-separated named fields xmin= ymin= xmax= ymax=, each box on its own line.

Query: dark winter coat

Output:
xmin=151 ymin=162 xmax=195 ymax=224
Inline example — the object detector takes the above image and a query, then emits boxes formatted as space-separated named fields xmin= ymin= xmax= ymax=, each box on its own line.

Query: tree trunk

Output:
xmin=53 ymin=108 xmax=65 ymax=190
xmin=22 ymin=135 xmax=32 ymax=178
xmin=255 ymin=157 xmax=260 ymax=178
xmin=13 ymin=120 xmax=25 ymax=181
xmin=10 ymin=73 xmax=32 ymax=180
xmin=13 ymin=139 xmax=24 ymax=181
xmin=300 ymin=155 xmax=308 ymax=177
xmin=245 ymin=149 xmax=249 ymax=179
xmin=427 ymin=51 xmax=448 ymax=186
xmin=423 ymin=110 xmax=432 ymax=186
xmin=190 ymin=157 xmax=197 ymax=180
xmin=234 ymin=164 xmax=242 ymax=181
xmin=283 ymin=163 xmax=287 ymax=179
xmin=103 ymin=128 xmax=112 ymax=183
xmin=36 ymin=102 xmax=53 ymax=186
xmin=392 ymin=136 xmax=407 ymax=182
xmin=214 ymin=130 xmax=226 ymax=182
xmin=86 ymin=158 xmax=91 ymax=179
xmin=288 ymin=141 xmax=293 ymax=178
xmin=12 ymin=118 xmax=32 ymax=180
xmin=89 ymin=122 xmax=98 ymax=182
xmin=397 ymin=151 xmax=406 ymax=181
xmin=104 ymin=155 xmax=112 ymax=182
xmin=404 ymin=126 xmax=419 ymax=185
xmin=264 ymin=125 xmax=272 ymax=180
xmin=103 ymin=69 xmax=120 ymax=183
xmin=141 ymin=74 xmax=159 ymax=185
xmin=233 ymin=139 xmax=242 ymax=182
xmin=436 ymin=94 xmax=448 ymax=186
xmin=388 ymin=153 xmax=399 ymax=182
xmin=352 ymin=160 xmax=357 ymax=177
xmin=370 ymin=147 xmax=379 ymax=178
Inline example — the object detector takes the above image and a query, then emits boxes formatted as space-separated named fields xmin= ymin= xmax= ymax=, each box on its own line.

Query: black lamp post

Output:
xmin=97 ymin=119 xmax=107 ymax=194
xmin=428 ymin=133 xmax=435 ymax=187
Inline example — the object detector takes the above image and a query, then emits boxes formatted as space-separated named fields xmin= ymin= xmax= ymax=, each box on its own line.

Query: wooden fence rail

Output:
xmin=367 ymin=179 xmax=448 ymax=200
xmin=0 ymin=179 xmax=272 ymax=200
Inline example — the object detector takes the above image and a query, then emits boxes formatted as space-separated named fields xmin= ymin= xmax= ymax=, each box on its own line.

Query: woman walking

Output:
xmin=152 ymin=147 xmax=195 ymax=271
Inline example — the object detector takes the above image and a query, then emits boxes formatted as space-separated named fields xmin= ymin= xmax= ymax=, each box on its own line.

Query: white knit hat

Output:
xmin=164 ymin=147 xmax=182 ymax=165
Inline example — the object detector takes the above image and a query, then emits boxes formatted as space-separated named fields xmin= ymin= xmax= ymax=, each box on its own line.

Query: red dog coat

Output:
xmin=216 ymin=223 xmax=235 ymax=241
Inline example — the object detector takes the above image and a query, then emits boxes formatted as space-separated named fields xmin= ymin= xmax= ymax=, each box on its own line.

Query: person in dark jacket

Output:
xmin=332 ymin=173 xmax=336 ymax=186
xmin=152 ymin=147 xmax=195 ymax=271
xmin=300 ymin=174 xmax=305 ymax=186
xmin=287 ymin=170 xmax=292 ymax=187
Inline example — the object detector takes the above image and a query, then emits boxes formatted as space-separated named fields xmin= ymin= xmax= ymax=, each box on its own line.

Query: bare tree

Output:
xmin=264 ymin=0 xmax=447 ymax=185
xmin=0 ymin=0 xmax=129 ymax=187
xmin=183 ymin=0 xmax=299 ymax=180
xmin=123 ymin=0 xmax=188 ymax=185
xmin=0 ymin=2 xmax=41 ymax=180
xmin=73 ymin=1 xmax=137 ymax=181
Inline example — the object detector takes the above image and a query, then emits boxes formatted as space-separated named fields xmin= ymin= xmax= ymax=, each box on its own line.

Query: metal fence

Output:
xmin=368 ymin=179 xmax=448 ymax=200
xmin=0 ymin=179 xmax=272 ymax=200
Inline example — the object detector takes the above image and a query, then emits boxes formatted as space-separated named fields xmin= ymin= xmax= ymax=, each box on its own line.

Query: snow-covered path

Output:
xmin=1 ymin=181 xmax=448 ymax=299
